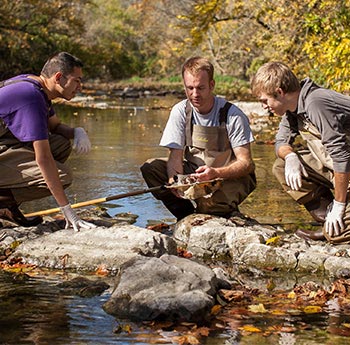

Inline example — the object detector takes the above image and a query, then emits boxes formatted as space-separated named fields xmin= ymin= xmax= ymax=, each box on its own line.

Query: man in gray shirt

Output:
xmin=251 ymin=61 xmax=350 ymax=243
xmin=141 ymin=56 xmax=256 ymax=221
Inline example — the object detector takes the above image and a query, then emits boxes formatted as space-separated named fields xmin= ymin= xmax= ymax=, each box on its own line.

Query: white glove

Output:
xmin=73 ymin=127 xmax=91 ymax=154
xmin=325 ymin=200 xmax=346 ymax=237
xmin=60 ymin=204 xmax=97 ymax=232
xmin=284 ymin=152 xmax=308 ymax=190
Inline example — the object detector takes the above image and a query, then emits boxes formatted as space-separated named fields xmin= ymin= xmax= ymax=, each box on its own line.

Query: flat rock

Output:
xmin=9 ymin=224 xmax=177 ymax=273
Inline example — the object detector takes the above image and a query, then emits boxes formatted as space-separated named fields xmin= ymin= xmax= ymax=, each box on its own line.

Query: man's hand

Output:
xmin=73 ymin=127 xmax=91 ymax=154
xmin=192 ymin=165 xmax=218 ymax=182
xmin=60 ymin=204 xmax=97 ymax=232
xmin=325 ymin=200 xmax=346 ymax=237
xmin=284 ymin=152 xmax=308 ymax=190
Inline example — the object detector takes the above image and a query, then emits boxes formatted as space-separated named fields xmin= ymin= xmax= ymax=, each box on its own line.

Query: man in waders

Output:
xmin=0 ymin=52 xmax=96 ymax=232
xmin=141 ymin=56 xmax=256 ymax=221
xmin=251 ymin=61 xmax=350 ymax=243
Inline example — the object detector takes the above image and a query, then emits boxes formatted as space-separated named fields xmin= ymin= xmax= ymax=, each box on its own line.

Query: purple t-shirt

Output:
xmin=0 ymin=74 xmax=55 ymax=142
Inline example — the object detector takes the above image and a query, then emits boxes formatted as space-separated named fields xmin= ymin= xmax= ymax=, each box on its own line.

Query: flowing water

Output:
xmin=0 ymin=95 xmax=344 ymax=344
xmin=23 ymin=96 xmax=312 ymax=228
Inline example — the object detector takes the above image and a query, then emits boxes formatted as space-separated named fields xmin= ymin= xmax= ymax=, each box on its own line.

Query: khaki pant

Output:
xmin=272 ymin=149 xmax=334 ymax=204
xmin=272 ymin=148 xmax=350 ymax=243
xmin=141 ymin=157 xmax=256 ymax=218
xmin=0 ymin=134 xmax=73 ymax=203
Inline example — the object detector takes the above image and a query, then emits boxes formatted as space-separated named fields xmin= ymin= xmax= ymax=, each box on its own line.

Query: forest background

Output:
xmin=1 ymin=0 xmax=350 ymax=100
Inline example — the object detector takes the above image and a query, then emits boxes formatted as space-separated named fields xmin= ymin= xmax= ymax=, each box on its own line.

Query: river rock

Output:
xmin=173 ymin=213 xmax=350 ymax=278
xmin=103 ymin=254 xmax=230 ymax=322
xmin=8 ymin=224 xmax=177 ymax=273
xmin=174 ymin=214 xmax=276 ymax=259
xmin=3 ymin=212 xmax=350 ymax=281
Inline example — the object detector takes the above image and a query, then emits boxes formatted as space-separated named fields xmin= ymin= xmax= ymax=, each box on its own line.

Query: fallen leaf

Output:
xmin=211 ymin=304 xmax=222 ymax=315
xmin=195 ymin=327 xmax=210 ymax=337
xmin=173 ymin=334 xmax=201 ymax=345
xmin=177 ymin=248 xmax=193 ymax=258
xmin=95 ymin=264 xmax=109 ymax=276
xmin=219 ymin=289 xmax=245 ymax=302
xmin=265 ymin=236 xmax=281 ymax=245
xmin=288 ymin=291 xmax=296 ymax=299
xmin=147 ymin=223 xmax=170 ymax=232
xmin=240 ymin=324 xmax=262 ymax=333
xmin=303 ymin=305 xmax=322 ymax=314
xmin=248 ymin=303 xmax=267 ymax=313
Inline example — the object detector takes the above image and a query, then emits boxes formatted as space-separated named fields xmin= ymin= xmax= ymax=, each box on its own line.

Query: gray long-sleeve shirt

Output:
xmin=275 ymin=78 xmax=350 ymax=173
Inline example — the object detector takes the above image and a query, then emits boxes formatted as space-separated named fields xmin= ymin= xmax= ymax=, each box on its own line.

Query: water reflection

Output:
xmin=22 ymin=96 xmax=313 ymax=229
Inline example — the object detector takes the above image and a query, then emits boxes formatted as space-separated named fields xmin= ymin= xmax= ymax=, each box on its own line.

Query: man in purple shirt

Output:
xmin=0 ymin=52 xmax=96 ymax=232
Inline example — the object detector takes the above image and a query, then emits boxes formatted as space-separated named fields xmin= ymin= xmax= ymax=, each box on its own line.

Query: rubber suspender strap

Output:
xmin=219 ymin=101 xmax=232 ymax=124
xmin=185 ymin=100 xmax=193 ymax=146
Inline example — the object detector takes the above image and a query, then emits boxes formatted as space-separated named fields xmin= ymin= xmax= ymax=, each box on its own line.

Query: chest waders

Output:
xmin=295 ymin=116 xmax=350 ymax=243
xmin=184 ymin=100 xmax=256 ymax=217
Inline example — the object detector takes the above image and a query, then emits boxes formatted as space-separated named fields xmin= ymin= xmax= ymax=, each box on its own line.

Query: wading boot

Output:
xmin=295 ymin=228 xmax=325 ymax=241
xmin=303 ymin=189 xmax=334 ymax=223
xmin=0 ymin=189 xmax=43 ymax=227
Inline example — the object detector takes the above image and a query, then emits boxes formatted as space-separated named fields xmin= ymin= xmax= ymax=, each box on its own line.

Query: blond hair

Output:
xmin=251 ymin=62 xmax=300 ymax=97
xmin=181 ymin=56 xmax=214 ymax=81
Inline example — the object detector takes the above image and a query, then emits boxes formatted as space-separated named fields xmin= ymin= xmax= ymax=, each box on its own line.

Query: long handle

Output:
xmin=24 ymin=185 xmax=164 ymax=217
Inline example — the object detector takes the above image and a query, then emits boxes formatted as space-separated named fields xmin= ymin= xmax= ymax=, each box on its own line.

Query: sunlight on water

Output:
xmin=23 ymin=97 xmax=313 ymax=229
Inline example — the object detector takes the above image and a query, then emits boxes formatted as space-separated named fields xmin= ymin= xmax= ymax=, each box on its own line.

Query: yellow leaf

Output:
xmin=266 ymin=236 xmax=281 ymax=245
xmin=248 ymin=303 xmax=267 ymax=313
xmin=240 ymin=324 xmax=262 ymax=333
xmin=10 ymin=240 xmax=21 ymax=249
xmin=288 ymin=291 xmax=296 ymax=299
xmin=343 ymin=323 xmax=350 ymax=328
xmin=304 ymin=305 xmax=322 ymax=314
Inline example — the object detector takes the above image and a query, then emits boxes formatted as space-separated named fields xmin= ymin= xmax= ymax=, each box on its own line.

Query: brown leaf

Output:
xmin=95 ymin=264 xmax=109 ymax=276
xmin=177 ymin=248 xmax=193 ymax=258
xmin=330 ymin=279 xmax=349 ymax=296
xmin=173 ymin=335 xmax=201 ymax=345
xmin=211 ymin=304 xmax=222 ymax=315
xmin=194 ymin=326 xmax=210 ymax=337
xmin=147 ymin=223 xmax=170 ymax=232
xmin=219 ymin=289 xmax=245 ymax=302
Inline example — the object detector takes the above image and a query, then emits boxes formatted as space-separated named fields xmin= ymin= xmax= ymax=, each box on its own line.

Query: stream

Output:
xmin=0 ymin=95 xmax=343 ymax=344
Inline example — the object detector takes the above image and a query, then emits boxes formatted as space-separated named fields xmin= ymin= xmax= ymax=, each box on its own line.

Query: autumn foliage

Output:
xmin=0 ymin=0 xmax=349 ymax=94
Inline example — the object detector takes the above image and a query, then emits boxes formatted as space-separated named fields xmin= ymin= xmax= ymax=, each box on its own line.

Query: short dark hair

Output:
xmin=41 ymin=52 xmax=83 ymax=78
xmin=181 ymin=56 xmax=214 ymax=81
